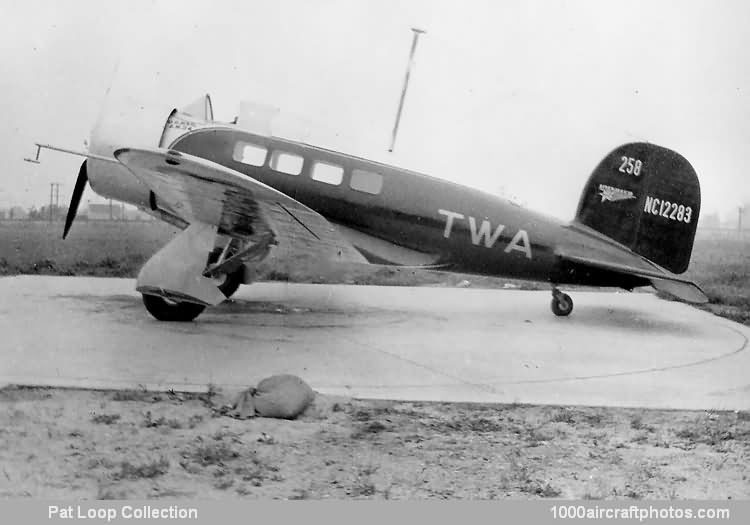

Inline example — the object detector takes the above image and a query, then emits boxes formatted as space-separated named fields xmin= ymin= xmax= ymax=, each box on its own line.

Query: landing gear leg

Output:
xmin=551 ymin=287 xmax=573 ymax=317
xmin=204 ymin=234 xmax=274 ymax=300
xmin=207 ymin=247 xmax=243 ymax=299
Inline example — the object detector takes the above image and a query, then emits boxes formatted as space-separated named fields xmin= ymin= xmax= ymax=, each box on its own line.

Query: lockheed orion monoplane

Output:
xmin=25 ymin=94 xmax=707 ymax=321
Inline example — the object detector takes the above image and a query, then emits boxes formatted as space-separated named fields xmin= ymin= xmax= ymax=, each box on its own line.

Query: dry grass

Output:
xmin=114 ymin=457 xmax=170 ymax=480
xmin=0 ymin=221 xmax=177 ymax=277
xmin=685 ymin=238 xmax=750 ymax=306
xmin=90 ymin=413 xmax=121 ymax=425
xmin=676 ymin=237 xmax=750 ymax=325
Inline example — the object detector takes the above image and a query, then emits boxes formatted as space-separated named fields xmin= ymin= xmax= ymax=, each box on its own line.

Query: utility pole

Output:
xmin=49 ymin=182 xmax=60 ymax=223
xmin=389 ymin=27 xmax=426 ymax=153
xmin=739 ymin=205 xmax=744 ymax=235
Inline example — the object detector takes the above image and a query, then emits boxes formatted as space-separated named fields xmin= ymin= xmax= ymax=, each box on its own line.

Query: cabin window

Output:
xmin=350 ymin=169 xmax=383 ymax=195
xmin=311 ymin=161 xmax=343 ymax=186
xmin=270 ymin=151 xmax=304 ymax=175
xmin=233 ymin=142 xmax=267 ymax=166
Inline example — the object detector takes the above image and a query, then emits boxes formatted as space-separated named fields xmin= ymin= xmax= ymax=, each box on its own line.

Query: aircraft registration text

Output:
xmin=644 ymin=196 xmax=692 ymax=224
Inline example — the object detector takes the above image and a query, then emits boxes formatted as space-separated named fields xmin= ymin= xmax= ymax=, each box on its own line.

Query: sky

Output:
xmin=1 ymin=0 xmax=748 ymax=222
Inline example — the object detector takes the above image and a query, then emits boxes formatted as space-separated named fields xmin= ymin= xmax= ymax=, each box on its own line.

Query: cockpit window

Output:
xmin=233 ymin=142 xmax=267 ymax=166
xmin=350 ymin=169 xmax=383 ymax=195
xmin=270 ymin=151 xmax=304 ymax=175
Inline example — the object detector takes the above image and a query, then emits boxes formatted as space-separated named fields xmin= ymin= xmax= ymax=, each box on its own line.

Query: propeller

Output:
xmin=63 ymin=160 xmax=88 ymax=239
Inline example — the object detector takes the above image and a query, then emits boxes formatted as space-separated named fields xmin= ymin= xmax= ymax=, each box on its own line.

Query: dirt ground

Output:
xmin=1 ymin=386 xmax=748 ymax=500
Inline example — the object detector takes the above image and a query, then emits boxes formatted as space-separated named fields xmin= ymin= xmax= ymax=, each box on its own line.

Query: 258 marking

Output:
xmin=619 ymin=156 xmax=642 ymax=176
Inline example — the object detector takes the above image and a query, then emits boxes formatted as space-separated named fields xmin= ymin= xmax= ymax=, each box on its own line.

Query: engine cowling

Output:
xmin=86 ymin=94 xmax=216 ymax=208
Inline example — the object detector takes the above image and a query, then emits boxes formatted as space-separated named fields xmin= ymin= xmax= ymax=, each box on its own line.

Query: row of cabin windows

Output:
xmin=232 ymin=142 xmax=383 ymax=195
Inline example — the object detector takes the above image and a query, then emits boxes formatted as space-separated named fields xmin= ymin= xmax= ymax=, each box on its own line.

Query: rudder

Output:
xmin=575 ymin=143 xmax=700 ymax=274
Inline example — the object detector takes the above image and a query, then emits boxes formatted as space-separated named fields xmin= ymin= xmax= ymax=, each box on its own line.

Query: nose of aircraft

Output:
xmin=86 ymin=96 xmax=175 ymax=207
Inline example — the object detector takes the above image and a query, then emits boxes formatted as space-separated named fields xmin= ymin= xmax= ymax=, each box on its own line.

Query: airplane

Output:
xmin=25 ymin=94 xmax=708 ymax=322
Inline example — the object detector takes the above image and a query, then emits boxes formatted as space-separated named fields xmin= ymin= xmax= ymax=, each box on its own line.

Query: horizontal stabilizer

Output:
xmin=649 ymin=278 xmax=708 ymax=304
xmin=558 ymin=251 xmax=708 ymax=304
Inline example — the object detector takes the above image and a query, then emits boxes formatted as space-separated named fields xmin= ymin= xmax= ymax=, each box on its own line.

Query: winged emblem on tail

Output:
xmin=598 ymin=184 xmax=635 ymax=203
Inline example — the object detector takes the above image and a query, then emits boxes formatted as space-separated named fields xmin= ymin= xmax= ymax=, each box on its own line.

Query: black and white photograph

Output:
xmin=0 ymin=0 xmax=748 ymax=509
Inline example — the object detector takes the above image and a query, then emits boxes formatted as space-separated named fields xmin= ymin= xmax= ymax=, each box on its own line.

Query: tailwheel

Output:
xmin=550 ymin=288 xmax=573 ymax=317
xmin=142 ymin=294 xmax=206 ymax=322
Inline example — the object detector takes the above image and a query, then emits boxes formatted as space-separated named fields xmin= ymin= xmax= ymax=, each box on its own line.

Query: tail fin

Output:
xmin=575 ymin=143 xmax=700 ymax=274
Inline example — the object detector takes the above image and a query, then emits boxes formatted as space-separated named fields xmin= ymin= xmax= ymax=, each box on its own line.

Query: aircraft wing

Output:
xmin=114 ymin=147 xmax=367 ymax=266
xmin=555 ymin=247 xmax=708 ymax=304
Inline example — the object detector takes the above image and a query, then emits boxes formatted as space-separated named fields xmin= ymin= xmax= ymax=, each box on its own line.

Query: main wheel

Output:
xmin=207 ymin=248 xmax=243 ymax=298
xmin=211 ymin=271 xmax=242 ymax=299
xmin=551 ymin=292 xmax=573 ymax=316
xmin=142 ymin=294 xmax=206 ymax=322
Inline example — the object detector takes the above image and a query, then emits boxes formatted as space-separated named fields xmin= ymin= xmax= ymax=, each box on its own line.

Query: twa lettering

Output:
xmin=438 ymin=209 xmax=532 ymax=259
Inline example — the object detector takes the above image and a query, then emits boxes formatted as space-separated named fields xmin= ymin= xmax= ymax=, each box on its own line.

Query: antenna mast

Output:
xmin=389 ymin=27 xmax=426 ymax=152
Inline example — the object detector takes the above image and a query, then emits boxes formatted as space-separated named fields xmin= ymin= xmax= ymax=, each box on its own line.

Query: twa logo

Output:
xmin=598 ymin=184 xmax=635 ymax=203
xmin=438 ymin=209 xmax=532 ymax=259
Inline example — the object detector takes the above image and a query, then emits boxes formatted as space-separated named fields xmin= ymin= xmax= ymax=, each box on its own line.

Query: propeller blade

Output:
xmin=63 ymin=160 xmax=88 ymax=239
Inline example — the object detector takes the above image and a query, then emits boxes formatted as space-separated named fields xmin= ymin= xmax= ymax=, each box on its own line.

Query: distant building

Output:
xmin=86 ymin=203 xmax=124 ymax=221
xmin=125 ymin=207 xmax=155 ymax=221
xmin=698 ymin=212 xmax=720 ymax=229
xmin=9 ymin=206 xmax=28 ymax=220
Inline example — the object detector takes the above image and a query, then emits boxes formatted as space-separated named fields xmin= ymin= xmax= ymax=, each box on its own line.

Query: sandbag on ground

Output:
xmin=228 ymin=388 xmax=256 ymax=419
xmin=253 ymin=374 xmax=315 ymax=419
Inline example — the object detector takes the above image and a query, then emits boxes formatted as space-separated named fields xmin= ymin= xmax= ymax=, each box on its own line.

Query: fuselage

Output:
xmin=170 ymin=127 xmax=569 ymax=277
xmin=86 ymin=109 xmax=638 ymax=287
